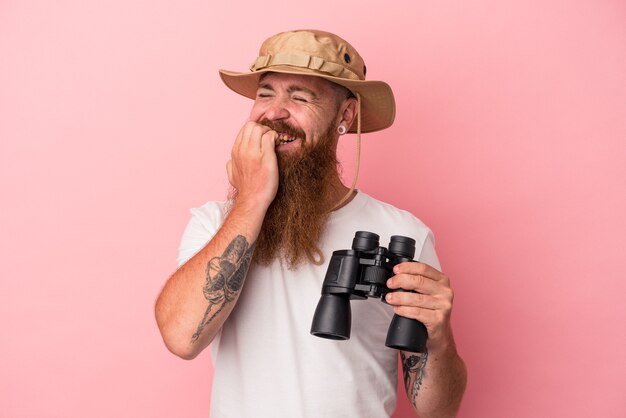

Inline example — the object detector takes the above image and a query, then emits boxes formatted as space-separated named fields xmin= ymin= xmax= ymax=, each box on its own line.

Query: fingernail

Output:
xmin=386 ymin=293 xmax=393 ymax=301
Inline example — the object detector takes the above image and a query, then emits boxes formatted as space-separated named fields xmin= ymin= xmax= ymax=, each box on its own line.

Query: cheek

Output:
xmin=249 ymin=104 xmax=263 ymax=121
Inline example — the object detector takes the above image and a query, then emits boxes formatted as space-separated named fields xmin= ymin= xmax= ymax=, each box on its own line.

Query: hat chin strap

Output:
xmin=331 ymin=92 xmax=361 ymax=211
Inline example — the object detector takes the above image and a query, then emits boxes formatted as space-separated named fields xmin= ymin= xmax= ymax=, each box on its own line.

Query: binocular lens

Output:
xmin=352 ymin=231 xmax=380 ymax=252
xmin=389 ymin=235 xmax=416 ymax=259
xmin=310 ymin=294 xmax=352 ymax=340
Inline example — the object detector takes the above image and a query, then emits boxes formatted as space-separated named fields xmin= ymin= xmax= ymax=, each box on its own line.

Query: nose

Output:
xmin=264 ymin=98 xmax=290 ymax=121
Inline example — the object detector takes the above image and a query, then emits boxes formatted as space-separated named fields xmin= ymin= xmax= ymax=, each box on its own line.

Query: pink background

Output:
xmin=1 ymin=1 xmax=625 ymax=417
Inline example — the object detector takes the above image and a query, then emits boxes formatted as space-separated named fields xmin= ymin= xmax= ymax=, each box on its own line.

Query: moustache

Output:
xmin=259 ymin=119 xmax=306 ymax=142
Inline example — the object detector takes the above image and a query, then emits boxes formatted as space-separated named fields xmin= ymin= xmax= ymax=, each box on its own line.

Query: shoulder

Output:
xmin=359 ymin=193 xmax=440 ymax=268
xmin=359 ymin=192 xmax=432 ymax=237
xmin=332 ymin=191 xmax=435 ymax=257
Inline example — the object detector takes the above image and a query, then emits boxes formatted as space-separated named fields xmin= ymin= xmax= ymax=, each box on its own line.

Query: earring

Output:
xmin=337 ymin=124 xmax=347 ymax=135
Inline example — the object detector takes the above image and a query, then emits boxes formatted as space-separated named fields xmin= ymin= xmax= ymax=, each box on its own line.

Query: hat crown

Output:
xmin=220 ymin=29 xmax=395 ymax=133
xmin=257 ymin=30 xmax=366 ymax=81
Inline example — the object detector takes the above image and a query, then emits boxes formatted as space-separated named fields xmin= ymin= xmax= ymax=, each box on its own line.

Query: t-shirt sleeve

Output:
xmin=176 ymin=201 xmax=226 ymax=267
xmin=416 ymin=230 xmax=441 ymax=271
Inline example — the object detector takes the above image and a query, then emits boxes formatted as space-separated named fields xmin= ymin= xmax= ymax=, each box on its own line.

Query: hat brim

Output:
xmin=219 ymin=66 xmax=395 ymax=134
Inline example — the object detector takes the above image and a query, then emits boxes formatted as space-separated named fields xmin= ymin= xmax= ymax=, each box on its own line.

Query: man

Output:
xmin=155 ymin=29 xmax=467 ymax=417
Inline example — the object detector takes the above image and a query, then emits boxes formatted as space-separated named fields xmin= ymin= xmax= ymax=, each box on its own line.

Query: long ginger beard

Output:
xmin=229 ymin=120 xmax=342 ymax=269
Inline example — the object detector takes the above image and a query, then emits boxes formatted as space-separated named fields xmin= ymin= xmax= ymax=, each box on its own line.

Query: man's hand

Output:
xmin=385 ymin=262 xmax=455 ymax=350
xmin=226 ymin=121 xmax=280 ymax=209
xmin=386 ymin=262 xmax=466 ymax=417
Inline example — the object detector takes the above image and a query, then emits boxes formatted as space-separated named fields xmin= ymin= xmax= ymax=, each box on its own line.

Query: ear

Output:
xmin=337 ymin=97 xmax=358 ymax=130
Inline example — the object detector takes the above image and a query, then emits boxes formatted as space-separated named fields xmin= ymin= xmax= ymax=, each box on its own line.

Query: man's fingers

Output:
xmin=385 ymin=290 xmax=453 ymax=312
xmin=226 ymin=160 xmax=233 ymax=184
xmin=387 ymin=273 xmax=438 ymax=294
xmin=247 ymin=124 xmax=275 ymax=153
xmin=391 ymin=305 xmax=445 ymax=325
xmin=393 ymin=262 xmax=449 ymax=283
xmin=386 ymin=291 xmax=436 ymax=309
xmin=261 ymin=130 xmax=279 ymax=150
xmin=234 ymin=121 xmax=256 ymax=155
xmin=234 ymin=122 xmax=272 ymax=156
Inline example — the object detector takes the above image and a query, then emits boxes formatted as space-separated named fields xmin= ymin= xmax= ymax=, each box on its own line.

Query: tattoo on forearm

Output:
xmin=401 ymin=349 xmax=429 ymax=406
xmin=190 ymin=235 xmax=255 ymax=343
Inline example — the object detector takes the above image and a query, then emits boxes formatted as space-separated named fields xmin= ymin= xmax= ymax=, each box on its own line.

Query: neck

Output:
xmin=324 ymin=175 xmax=356 ymax=212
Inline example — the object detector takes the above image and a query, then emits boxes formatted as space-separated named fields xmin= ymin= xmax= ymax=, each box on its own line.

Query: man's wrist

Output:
xmin=229 ymin=196 xmax=271 ymax=220
xmin=426 ymin=329 xmax=459 ymax=358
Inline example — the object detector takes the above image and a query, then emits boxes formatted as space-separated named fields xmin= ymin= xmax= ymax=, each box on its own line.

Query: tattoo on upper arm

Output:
xmin=401 ymin=349 xmax=429 ymax=406
xmin=190 ymin=235 xmax=256 ymax=343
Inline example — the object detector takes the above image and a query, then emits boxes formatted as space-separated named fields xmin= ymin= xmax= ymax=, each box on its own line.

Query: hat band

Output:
xmin=250 ymin=53 xmax=362 ymax=81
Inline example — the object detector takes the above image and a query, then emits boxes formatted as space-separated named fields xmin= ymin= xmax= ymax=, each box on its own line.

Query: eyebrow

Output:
xmin=258 ymin=82 xmax=318 ymax=100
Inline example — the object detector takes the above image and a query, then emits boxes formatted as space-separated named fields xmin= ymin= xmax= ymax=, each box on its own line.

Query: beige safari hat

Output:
xmin=219 ymin=29 xmax=396 ymax=133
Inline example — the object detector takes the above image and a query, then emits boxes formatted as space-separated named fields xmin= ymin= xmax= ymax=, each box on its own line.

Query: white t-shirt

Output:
xmin=178 ymin=191 xmax=440 ymax=418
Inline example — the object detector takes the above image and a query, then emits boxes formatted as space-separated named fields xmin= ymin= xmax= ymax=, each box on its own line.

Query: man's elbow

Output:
xmin=162 ymin=337 xmax=201 ymax=361
xmin=156 ymin=321 xmax=204 ymax=360
xmin=155 ymin=311 xmax=202 ymax=360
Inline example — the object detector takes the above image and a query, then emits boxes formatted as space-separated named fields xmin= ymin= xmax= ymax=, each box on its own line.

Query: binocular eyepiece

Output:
xmin=310 ymin=231 xmax=428 ymax=353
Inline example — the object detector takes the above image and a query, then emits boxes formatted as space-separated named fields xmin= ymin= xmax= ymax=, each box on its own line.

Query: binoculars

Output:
xmin=310 ymin=231 xmax=428 ymax=353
